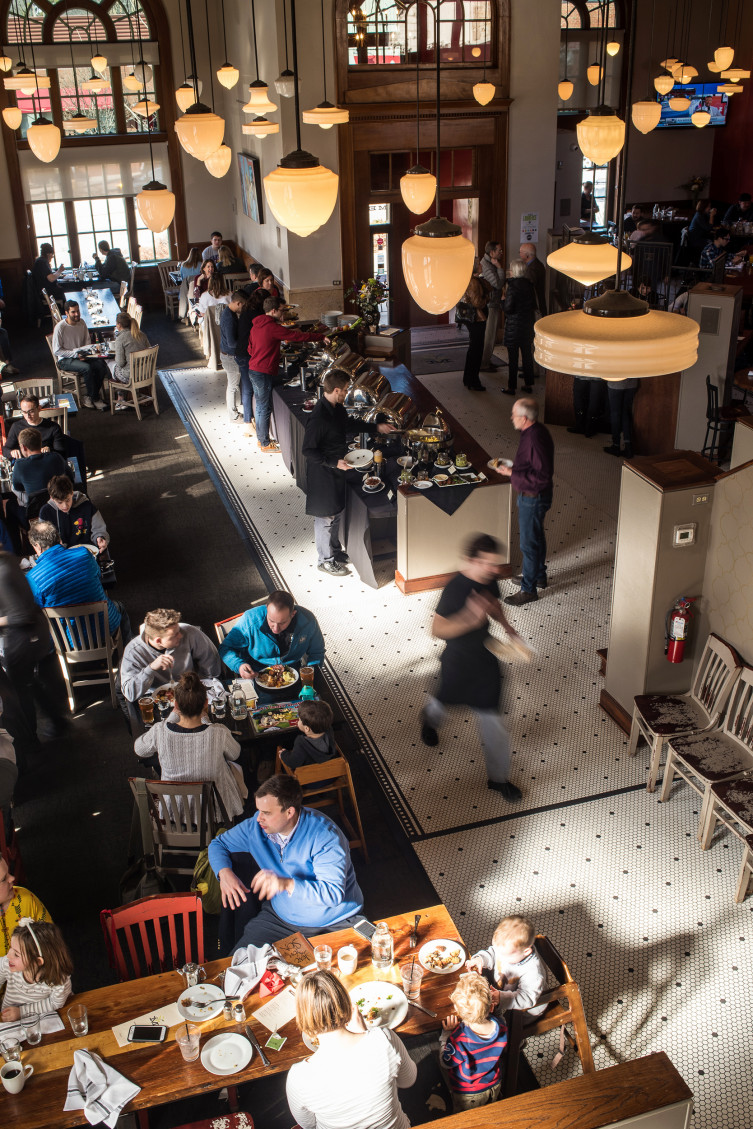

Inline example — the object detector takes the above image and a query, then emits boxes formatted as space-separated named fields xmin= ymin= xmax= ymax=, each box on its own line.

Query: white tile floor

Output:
xmin=161 ymin=364 xmax=753 ymax=1129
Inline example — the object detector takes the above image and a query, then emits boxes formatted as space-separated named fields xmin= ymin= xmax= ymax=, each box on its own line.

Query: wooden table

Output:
xmin=7 ymin=904 xmax=463 ymax=1129
xmin=65 ymin=288 xmax=122 ymax=333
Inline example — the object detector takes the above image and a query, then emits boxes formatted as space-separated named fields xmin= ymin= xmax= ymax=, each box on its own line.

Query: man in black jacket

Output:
xmin=94 ymin=241 xmax=130 ymax=286
xmin=3 ymin=394 xmax=65 ymax=460
xmin=302 ymin=370 xmax=394 ymax=576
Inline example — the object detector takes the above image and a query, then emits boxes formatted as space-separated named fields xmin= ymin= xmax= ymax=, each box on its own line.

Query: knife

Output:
xmin=245 ymin=1023 xmax=271 ymax=1067
xmin=408 ymin=1001 xmax=437 ymax=1018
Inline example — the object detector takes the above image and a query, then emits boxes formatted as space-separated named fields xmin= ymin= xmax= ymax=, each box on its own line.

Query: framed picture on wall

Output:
xmin=238 ymin=153 xmax=264 ymax=224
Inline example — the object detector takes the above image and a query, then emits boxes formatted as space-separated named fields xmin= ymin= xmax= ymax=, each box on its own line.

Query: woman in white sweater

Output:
xmin=134 ymin=671 xmax=246 ymax=819
xmin=286 ymin=970 xmax=417 ymax=1129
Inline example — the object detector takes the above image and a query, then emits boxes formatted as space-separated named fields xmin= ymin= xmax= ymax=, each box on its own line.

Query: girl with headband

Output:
xmin=0 ymin=919 xmax=72 ymax=1020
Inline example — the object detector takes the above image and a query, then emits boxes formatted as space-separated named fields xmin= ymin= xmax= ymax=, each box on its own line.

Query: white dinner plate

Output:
xmin=418 ymin=939 xmax=466 ymax=975
xmin=301 ymin=1031 xmax=318 ymax=1052
xmin=349 ymin=981 xmax=409 ymax=1029
xmin=177 ymin=983 xmax=225 ymax=1021
xmin=487 ymin=457 xmax=513 ymax=471
xmin=413 ymin=480 xmax=432 ymax=490
xmin=344 ymin=449 xmax=373 ymax=469
xmin=255 ymin=665 xmax=299 ymax=690
xmin=200 ymin=1032 xmax=253 ymax=1076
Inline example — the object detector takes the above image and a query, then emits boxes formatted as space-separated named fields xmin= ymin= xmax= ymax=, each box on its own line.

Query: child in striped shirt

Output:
xmin=439 ymin=973 xmax=507 ymax=1112
xmin=0 ymin=919 xmax=73 ymax=1020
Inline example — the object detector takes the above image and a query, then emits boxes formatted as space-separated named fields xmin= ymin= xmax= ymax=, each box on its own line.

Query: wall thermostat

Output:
xmin=673 ymin=523 xmax=697 ymax=548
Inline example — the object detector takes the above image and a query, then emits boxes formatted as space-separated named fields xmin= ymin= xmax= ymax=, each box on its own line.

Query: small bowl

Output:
xmin=363 ymin=476 xmax=381 ymax=490
xmin=433 ymin=474 xmax=450 ymax=486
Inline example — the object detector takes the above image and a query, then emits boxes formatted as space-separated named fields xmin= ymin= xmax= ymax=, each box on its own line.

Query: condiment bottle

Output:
xmin=223 ymin=1000 xmax=233 ymax=1021
xmin=373 ymin=449 xmax=383 ymax=480
xmin=233 ymin=1002 xmax=245 ymax=1023
xmin=371 ymin=921 xmax=393 ymax=971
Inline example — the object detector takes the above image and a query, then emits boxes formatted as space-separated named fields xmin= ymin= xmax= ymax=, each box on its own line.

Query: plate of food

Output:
xmin=362 ymin=475 xmax=384 ymax=493
xmin=178 ymin=983 xmax=226 ymax=1022
xmin=413 ymin=479 xmax=432 ymax=490
xmin=396 ymin=456 xmax=413 ymax=468
xmin=255 ymin=664 xmax=299 ymax=690
xmin=418 ymin=939 xmax=466 ymax=975
xmin=150 ymin=685 xmax=176 ymax=705
xmin=349 ymin=982 xmax=409 ymax=1029
xmin=432 ymin=474 xmax=450 ymax=487
xmin=251 ymin=702 xmax=302 ymax=734
xmin=487 ymin=457 xmax=513 ymax=471
xmin=344 ymin=449 xmax=373 ymax=470
xmin=200 ymin=1032 xmax=253 ymax=1076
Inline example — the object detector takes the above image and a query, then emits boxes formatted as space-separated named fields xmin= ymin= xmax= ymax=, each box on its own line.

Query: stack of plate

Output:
xmin=320 ymin=310 xmax=343 ymax=328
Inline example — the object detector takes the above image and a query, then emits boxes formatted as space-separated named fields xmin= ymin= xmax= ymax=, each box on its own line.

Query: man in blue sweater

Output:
xmin=219 ymin=590 xmax=325 ymax=678
xmin=208 ymin=774 xmax=363 ymax=952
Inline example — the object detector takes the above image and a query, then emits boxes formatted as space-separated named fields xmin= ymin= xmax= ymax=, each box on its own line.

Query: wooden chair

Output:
xmin=40 ymin=404 xmax=69 ymax=436
xmin=701 ymin=376 xmax=748 ymax=464
xmin=214 ymin=611 xmax=245 ymax=645
xmin=628 ymin=633 xmax=742 ymax=792
xmin=43 ymin=601 xmax=123 ymax=711
xmin=101 ymin=892 xmax=204 ymax=981
xmin=135 ymin=778 xmax=228 ymax=878
xmin=172 ymin=1116 xmax=253 ymax=1129
xmin=504 ymin=934 xmax=595 ymax=1098
xmin=701 ymin=777 xmax=753 ymax=902
xmin=157 ymin=261 xmax=181 ymax=319
xmin=118 ymin=280 xmax=128 ymax=309
xmin=222 ymin=272 xmax=251 ymax=292
xmin=275 ymin=748 xmax=369 ymax=861
xmin=45 ymin=334 xmax=82 ymax=406
xmin=132 ymin=302 xmax=144 ymax=328
xmin=127 ymin=295 xmax=138 ymax=318
xmin=661 ymin=664 xmax=753 ymax=838
xmin=109 ymin=344 xmax=159 ymax=419
xmin=41 ymin=287 xmax=62 ymax=324
xmin=14 ymin=377 xmax=58 ymax=401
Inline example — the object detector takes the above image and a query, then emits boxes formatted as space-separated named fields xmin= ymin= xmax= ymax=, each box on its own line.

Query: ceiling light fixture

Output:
xmin=175 ymin=0 xmax=225 ymax=161
xmin=243 ymin=116 xmax=279 ymax=137
xmin=714 ymin=46 xmax=734 ymax=69
xmin=244 ymin=0 xmax=277 ymax=117
xmin=204 ymin=143 xmax=232 ymax=177
xmin=263 ymin=0 xmax=338 ymax=237
xmin=400 ymin=6 xmax=436 ymax=214
xmin=303 ymin=0 xmax=349 ymax=127
xmin=547 ymin=233 xmax=632 ymax=287
xmin=472 ymin=15 xmax=494 ymax=106
xmin=63 ymin=29 xmax=96 ymax=134
xmin=275 ymin=0 xmax=296 ymax=96
xmin=2 ymin=106 xmax=22 ymax=128
xmin=24 ymin=16 xmax=60 ymax=162
xmin=216 ymin=0 xmax=239 ymax=89
xmin=631 ymin=0 xmax=661 ymax=134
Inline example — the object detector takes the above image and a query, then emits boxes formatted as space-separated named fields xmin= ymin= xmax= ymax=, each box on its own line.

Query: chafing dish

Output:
xmin=402 ymin=425 xmax=453 ymax=458
xmin=343 ymin=368 xmax=391 ymax=408
xmin=421 ymin=406 xmax=453 ymax=444
xmin=362 ymin=391 xmax=418 ymax=431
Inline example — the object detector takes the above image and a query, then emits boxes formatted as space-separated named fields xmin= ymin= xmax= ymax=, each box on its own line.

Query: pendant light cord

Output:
xmin=614 ymin=0 xmax=637 ymax=293
xmin=184 ymin=0 xmax=200 ymax=100
xmin=282 ymin=0 xmax=290 ymax=69
xmin=27 ymin=11 xmax=42 ymax=116
xmin=414 ymin=22 xmax=420 ymax=163
xmin=252 ymin=0 xmax=260 ymax=79
xmin=204 ymin=0 xmax=215 ymax=109
xmin=178 ymin=0 xmax=188 ymax=80
xmin=646 ymin=0 xmax=656 ymax=98
xmin=320 ymin=0 xmax=328 ymax=100
xmin=433 ymin=0 xmax=440 ymax=219
xmin=220 ymin=0 xmax=229 ymax=64
xmin=67 ymin=29 xmax=83 ymax=115
xmin=290 ymin=0 xmax=303 ymax=152
xmin=134 ymin=0 xmax=157 ymax=178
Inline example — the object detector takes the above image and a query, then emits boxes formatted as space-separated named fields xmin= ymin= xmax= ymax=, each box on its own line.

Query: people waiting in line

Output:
xmin=519 ymin=241 xmax=547 ymax=316
xmin=458 ymin=260 xmax=491 ymax=392
xmin=3 ymin=394 xmax=65 ymax=460
xmin=218 ymin=590 xmax=326 ymax=677
xmin=208 ymin=774 xmax=364 ymax=952
xmin=25 ymin=520 xmax=130 ymax=642
xmin=287 ymin=969 xmax=417 ymax=1129
xmin=220 ymin=291 xmax=249 ymax=423
xmin=439 ymin=973 xmax=508 ymax=1112
xmin=120 ymin=608 xmax=221 ymax=703
xmin=52 ymin=300 xmax=109 ymax=411
xmin=32 ymin=243 xmax=66 ymax=305
xmin=0 ymin=920 xmax=73 ymax=1021
xmin=281 ymin=699 xmax=336 ymax=771
xmin=202 ymin=231 xmax=223 ymax=263
xmin=479 ymin=241 xmax=505 ymax=373
xmin=111 ymin=312 xmax=152 ymax=411
xmin=39 ymin=475 xmax=109 ymax=552
xmin=502 ymin=259 xmax=537 ymax=396
xmin=134 ymin=670 xmax=246 ymax=820
xmin=93 ymin=241 xmax=130 ymax=287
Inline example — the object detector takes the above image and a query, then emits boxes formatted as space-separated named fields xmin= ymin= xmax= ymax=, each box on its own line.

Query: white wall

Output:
xmin=505 ymin=0 xmax=560 ymax=259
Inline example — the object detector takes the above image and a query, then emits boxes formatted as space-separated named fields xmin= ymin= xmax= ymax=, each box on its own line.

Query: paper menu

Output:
xmin=251 ymin=985 xmax=297 ymax=1033
xmin=111 ymin=1002 xmax=184 ymax=1047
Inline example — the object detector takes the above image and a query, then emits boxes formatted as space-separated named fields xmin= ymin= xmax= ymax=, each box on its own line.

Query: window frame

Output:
xmin=27 ymin=192 xmax=173 ymax=265
xmin=345 ymin=0 xmax=496 ymax=71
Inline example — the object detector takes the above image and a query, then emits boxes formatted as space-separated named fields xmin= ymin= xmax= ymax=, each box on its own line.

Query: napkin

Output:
xmin=225 ymin=943 xmax=299 ymax=1002
xmin=0 ymin=1012 xmax=64 ymax=1041
xmin=201 ymin=678 xmax=227 ymax=704
xmin=64 ymin=1048 xmax=141 ymax=1128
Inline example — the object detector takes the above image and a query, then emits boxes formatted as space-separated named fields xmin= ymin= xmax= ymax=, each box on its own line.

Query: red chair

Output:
xmin=100 ymin=892 xmax=204 ymax=981
xmin=173 ymin=1117 xmax=254 ymax=1129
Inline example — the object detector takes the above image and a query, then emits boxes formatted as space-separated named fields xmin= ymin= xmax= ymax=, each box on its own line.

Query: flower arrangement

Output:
xmin=345 ymin=276 xmax=388 ymax=330
xmin=680 ymin=175 xmax=708 ymax=205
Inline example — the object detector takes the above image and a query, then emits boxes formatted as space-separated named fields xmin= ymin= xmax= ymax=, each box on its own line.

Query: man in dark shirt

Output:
xmin=3 ymin=393 xmax=65 ymax=460
xmin=11 ymin=428 xmax=69 ymax=500
xmin=623 ymin=204 xmax=643 ymax=234
xmin=94 ymin=241 xmax=130 ymax=286
xmin=243 ymin=263 xmax=263 ymax=297
xmin=722 ymin=191 xmax=752 ymax=228
xmin=421 ymin=533 xmax=523 ymax=803
xmin=32 ymin=243 xmax=66 ymax=304
xmin=519 ymin=243 xmax=547 ymax=316
xmin=494 ymin=398 xmax=554 ymax=606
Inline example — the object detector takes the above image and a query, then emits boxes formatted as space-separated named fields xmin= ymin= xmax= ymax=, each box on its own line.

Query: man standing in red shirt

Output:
xmin=248 ymin=297 xmax=328 ymax=453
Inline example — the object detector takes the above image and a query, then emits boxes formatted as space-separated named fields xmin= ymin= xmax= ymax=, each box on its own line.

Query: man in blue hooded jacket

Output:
xmin=218 ymin=590 xmax=325 ymax=678
xmin=208 ymin=774 xmax=364 ymax=951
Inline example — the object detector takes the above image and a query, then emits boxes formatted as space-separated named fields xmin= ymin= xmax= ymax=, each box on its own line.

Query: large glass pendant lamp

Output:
xmin=721 ymin=68 xmax=750 ymax=81
xmin=204 ymin=144 xmax=232 ymax=177
xmin=558 ymin=22 xmax=573 ymax=100
xmin=63 ymin=32 xmax=96 ymax=133
xmin=123 ymin=70 xmax=143 ymax=92
xmin=132 ymin=97 xmax=159 ymax=117
xmin=215 ymin=0 xmax=239 ymax=89
xmin=536 ymin=0 xmax=698 ymax=384
xmin=175 ymin=82 xmax=196 ymax=110
xmin=472 ymin=35 xmax=494 ymax=105
xmin=606 ymin=41 xmax=620 ymax=56
xmin=28 ymin=117 xmax=61 ymax=161
xmin=653 ymin=74 xmax=674 ymax=93
xmin=691 ymin=109 xmax=711 ymax=127
xmin=547 ymin=234 xmax=631 ymax=288
xmin=577 ymin=106 xmax=625 ymax=164
xmin=715 ymin=46 xmax=734 ymax=69
xmin=263 ymin=0 xmax=338 ymax=238
xmin=304 ymin=0 xmax=349 ymax=128
xmin=2 ymin=106 xmax=22 ymax=129
xmin=4 ymin=67 xmax=50 ymax=91
xmin=631 ymin=101 xmax=661 ymax=133
xmin=587 ymin=63 xmax=603 ymax=85
xmin=136 ymin=181 xmax=176 ymax=232
xmin=90 ymin=29 xmax=107 ymax=74
xmin=0 ymin=55 xmax=12 ymax=72
xmin=81 ymin=72 xmax=109 ymax=92
xmin=400 ymin=27 xmax=436 ymax=215
xmin=175 ymin=0 xmax=224 ymax=160
xmin=242 ymin=117 xmax=279 ymax=137
xmin=668 ymin=95 xmax=690 ymax=110
xmin=401 ymin=0 xmax=474 ymax=314
xmin=244 ymin=0 xmax=277 ymax=116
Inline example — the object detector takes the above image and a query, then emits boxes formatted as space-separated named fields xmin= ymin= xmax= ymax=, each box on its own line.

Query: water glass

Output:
xmin=67 ymin=1004 xmax=88 ymax=1036
xmin=23 ymin=1017 xmax=42 ymax=1046
xmin=0 ymin=1038 xmax=21 ymax=1063
xmin=176 ymin=1022 xmax=201 ymax=1062
xmin=314 ymin=945 xmax=332 ymax=972
xmin=400 ymin=963 xmax=424 ymax=1001
xmin=155 ymin=697 xmax=172 ymax=721
xmin=337 ymin=945 xmax=358 ymax=976
xmin=212 ymin=696 xmax=227 ymax=720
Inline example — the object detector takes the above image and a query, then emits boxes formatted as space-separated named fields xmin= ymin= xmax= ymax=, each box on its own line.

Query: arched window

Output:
xmin=347 ymin=0 xmax=494 ymax=67
xmin=560 ymin=1 xmax=624 ymax=30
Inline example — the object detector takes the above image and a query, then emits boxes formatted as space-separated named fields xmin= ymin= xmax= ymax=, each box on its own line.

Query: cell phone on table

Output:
xmin=352 ymin=916 xmax=377 ymax=940
xmin=127 ymin=1024 xmax=168 ymax=1043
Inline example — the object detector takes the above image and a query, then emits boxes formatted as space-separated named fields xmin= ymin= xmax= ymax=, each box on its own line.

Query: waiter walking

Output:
xmin=421 ymin=532 xmax=524 ymax=803
xmin=494 ymin=397 xmax=554 ymax=605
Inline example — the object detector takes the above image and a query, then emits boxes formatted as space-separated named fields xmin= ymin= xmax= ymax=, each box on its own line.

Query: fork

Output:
xmin=410 ymin=914 xmax=421 ymax=948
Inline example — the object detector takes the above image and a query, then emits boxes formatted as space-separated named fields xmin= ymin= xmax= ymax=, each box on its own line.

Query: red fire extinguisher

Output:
xmin=665 ymin=597 xmax=697 ymax=663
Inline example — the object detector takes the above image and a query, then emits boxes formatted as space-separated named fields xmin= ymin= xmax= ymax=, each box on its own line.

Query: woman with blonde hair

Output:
xmin=286 ymin=969 xmax=417 ymax=1129
xmin=112 ymin=311 xmax=151 ymax=411
xmin=179 ymin=248 xmax=202 ymax=321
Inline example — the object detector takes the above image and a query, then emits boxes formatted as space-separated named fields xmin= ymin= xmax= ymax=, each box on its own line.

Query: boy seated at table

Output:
xmin=281 ymin=700 xmax=336 ymax=771
xmin=466 ymin=915 xmax=546 ymax=1017
xmin=439 ymin=972 xmax=507 ymax=1112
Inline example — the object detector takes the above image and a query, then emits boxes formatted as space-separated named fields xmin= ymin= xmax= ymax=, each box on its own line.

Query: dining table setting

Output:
xmin=0 ymin=904 xmax=465 ymax=1128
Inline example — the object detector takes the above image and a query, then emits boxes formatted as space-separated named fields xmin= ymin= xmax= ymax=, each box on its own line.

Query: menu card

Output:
xmin=252 ymin=985 xmax=297 ymax=1033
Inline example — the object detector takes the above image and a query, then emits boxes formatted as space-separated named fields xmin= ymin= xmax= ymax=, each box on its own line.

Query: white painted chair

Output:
xmin=44 ymin=601 xmax=123 ymax=711
xmin=108 ymin=345 xmax=159 ymax=420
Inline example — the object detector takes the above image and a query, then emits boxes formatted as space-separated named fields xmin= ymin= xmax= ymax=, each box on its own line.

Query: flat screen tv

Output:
xmin=655 ymin=83 xmax=729 ymax=127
